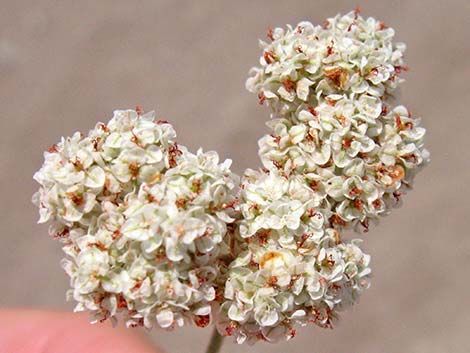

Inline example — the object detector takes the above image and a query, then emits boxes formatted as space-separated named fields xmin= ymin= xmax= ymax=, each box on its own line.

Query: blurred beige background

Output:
xmin=1 ymin=0 xmax=469 ymax=352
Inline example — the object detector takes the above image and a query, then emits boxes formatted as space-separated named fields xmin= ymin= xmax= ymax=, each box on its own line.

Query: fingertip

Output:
xmin=0 ymin=309 xmax=160 ymax=353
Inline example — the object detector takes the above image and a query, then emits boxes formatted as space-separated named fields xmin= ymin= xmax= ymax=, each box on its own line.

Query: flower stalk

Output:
xmin=205 ymin=328 xmax=224 ymax=353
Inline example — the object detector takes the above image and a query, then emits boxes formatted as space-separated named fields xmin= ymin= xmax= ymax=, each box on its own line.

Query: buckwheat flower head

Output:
xmin=257 ymin=96 xmax=429 ymax=232
xmin=221 ymin=9 xmax=429 ymax=345
xmin=216 ymin=169 xmax=371 ymax=344
xmin=248 ymin=10 xmax=429 ymax=234
xmin=32 ymin=9 xmax=430 ymax=350
xmin=246 ymin=10 xmax=407 ymax=115
xmin=33 ymin=108 xmax=240 ymax=329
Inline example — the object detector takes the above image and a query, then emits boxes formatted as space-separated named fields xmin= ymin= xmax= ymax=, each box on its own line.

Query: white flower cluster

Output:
xmin=33 ymin=109 xmax=239 ymax=329
xmin=217 ymin=170 xmax=371 ymax=343
xmin=258 ymin=98 xmax=429 ymax=231
xmin=245 ymin=10 xmax=430 ymax=233
xmin=216 ymin=10 xmax=428 ymax=344
xmin=246 ymin=9 xmax=407 ymax=115
xmin=33 ymin=10 xmax=429 ymax=347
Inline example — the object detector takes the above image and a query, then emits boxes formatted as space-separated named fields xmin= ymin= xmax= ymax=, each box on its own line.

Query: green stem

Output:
xmin=205 ymin=328 xmax=224 ymax=353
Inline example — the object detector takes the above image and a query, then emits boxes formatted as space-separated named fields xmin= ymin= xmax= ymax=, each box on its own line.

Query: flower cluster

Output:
xmin=33 ymin=109 xmax=239 ymax=329
xmin=246 ymin=9 xmax=407 ymax=115
xmin=33 ymin=9 xmax=429 ymax=347
xmin=217 ymin=170 xmax=371 ymax=343
xmin=258 ymin=98 xmax=429 ymax=231
xmin=216 ymin=10 xmax=428 ymax=344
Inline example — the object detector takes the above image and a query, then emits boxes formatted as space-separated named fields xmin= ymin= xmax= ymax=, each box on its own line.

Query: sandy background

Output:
xmin=1 ymin=0 xmax=469 ymax=352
